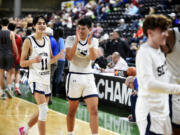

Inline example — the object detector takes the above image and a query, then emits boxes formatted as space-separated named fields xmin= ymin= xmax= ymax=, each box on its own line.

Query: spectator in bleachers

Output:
xmin=105 ymin=29 xmax=132 ymax=59
xmin=133 ymin=26 xmax=143 ymax=42
xmin=124 ymin=3 xmax=139 ymax=16
xmin=100 ymin=6 xmax=108 ymax=20
xmin=169 ymin=12 xmax=179 ymax=27
xmin=98 ymin=32 xmax=111 ymax=51
xmin=85 ymin=6 xmax=95 ymax=17
xmin=100 ymin=52 xmax=128 ymax=73
xmin=116 ymin=18 xmax=127 ymax=32
xmin=132 ymin=0 xmax=139 ymax=7
xmin=26 ymin=14 xmax=33 ymax=24
xmin=93 ymin=47 xmax=108 ymax=70
xmin=126 ymin=42 xmax=138 ymax=65
xmin=93 ymin=23 xmax=103 ymax=38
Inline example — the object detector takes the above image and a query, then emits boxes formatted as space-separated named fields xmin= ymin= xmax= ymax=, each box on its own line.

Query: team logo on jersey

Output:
xmin=157 ymin=61 xmax=167 ymax=76
xmin=77 ymin=48 xmax=88 ymax=57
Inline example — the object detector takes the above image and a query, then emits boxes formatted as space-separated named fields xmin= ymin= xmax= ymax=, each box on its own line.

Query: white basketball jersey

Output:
xmin=136 ymin=44 xmax=169 ymax=118
xmin=166 ymin=27 xmax=180 ymax=125
xmin=28 ymin=35 xmax=51 ymax=85
xmin=65 ymin=36 xmax=99 ymax=73
xmin=166 ymin=27 xmax=180 ymax=79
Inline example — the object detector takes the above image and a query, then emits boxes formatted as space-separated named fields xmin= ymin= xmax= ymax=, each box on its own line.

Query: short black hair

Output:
xmin=26 ymin=29 xmax=32 ymax=36
xmin=78 ymin=17 xmax=92 ymax=28
xmin=33 ymin=16 xmax=47 ymax=26
xmin=8 ymin=23 xmax=16 ymax=31
xmin=54 ymin=27 xmax=64 ymax=41
xmin=1 ymin=18 xmax=9 ymax=26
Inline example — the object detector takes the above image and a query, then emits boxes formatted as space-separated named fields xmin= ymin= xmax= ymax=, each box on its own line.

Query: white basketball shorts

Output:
xmin=29 ymin=82 xmax=51 ymax=96
xmin=66 ymin=72 xmax=98 ymax=100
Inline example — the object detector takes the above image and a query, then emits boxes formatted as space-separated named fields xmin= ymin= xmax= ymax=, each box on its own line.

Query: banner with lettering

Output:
xmin=94 ymin=74 xmax=132 ymax=107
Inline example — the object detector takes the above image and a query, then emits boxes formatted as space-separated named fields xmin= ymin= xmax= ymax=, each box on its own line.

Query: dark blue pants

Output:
xmin=130 ymin=94 xmax=137 ymax=121
xmin=54 ymin=61 xmax=65 ymax=95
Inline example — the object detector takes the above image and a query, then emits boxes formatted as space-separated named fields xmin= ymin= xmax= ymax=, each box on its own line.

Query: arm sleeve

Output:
xmin=137 ymin=50 xmax=180 ymax=94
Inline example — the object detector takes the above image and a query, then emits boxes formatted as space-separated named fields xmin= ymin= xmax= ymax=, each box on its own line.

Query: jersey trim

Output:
xmin=66 ymin=96 xmax=81 ymax=100
xmin=83 ymin=94 xmax=99 ymax=99
xmin=66 ymin=73 xmax=71 ymax=96
xmin=69 ymin=72 xmax=93 ymax=74
xmin=31 ymin=36 xmax=45 ymax=48
xmin=79 ymin=39 xmax=88 ymax=46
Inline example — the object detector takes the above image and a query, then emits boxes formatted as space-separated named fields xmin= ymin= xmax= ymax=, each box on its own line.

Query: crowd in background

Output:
xmin=0 ymin=0 xmax=179 ymax=97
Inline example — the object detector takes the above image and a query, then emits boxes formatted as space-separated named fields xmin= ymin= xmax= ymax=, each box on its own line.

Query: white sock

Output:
xmin=15 ymin=83 xmax=19 ymax=88
xmin=67 ymin=131 xmax=74 ymax=135
xmin=92 ymin=134 xmax=98 ymax=135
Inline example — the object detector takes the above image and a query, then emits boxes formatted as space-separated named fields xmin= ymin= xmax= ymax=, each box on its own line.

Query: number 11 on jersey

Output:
xmin=41 ymin=58 xmax=48 ymax=70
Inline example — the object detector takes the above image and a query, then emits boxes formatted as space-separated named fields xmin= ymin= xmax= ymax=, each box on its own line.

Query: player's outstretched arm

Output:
xmin=144 ymin=76 xmax=180 ymax=94
xmin=137 ymin=49 xmax=180 ymax=95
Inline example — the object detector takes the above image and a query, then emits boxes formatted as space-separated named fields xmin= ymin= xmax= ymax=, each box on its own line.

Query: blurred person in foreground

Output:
xmin=161 ymin=25 xmax=180 ymax=135
xmin=7 ymin=22 xmax=22 ymax=96
xmin=0 ymin=18 xmax=18 ymax=99
xmin=136 ymin=14 xmax=180 ymax=135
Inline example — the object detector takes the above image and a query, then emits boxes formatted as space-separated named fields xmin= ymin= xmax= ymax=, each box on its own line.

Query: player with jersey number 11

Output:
xmin=18 ymin=16 xmax=64 ymax=135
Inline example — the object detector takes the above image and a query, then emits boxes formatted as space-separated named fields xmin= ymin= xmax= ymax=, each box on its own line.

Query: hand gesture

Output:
xmin=75 ymin=27 xmax=80 ymax=43
xmin=88 ymin=30 xmax=94 ymax=45
xmin=33 ymin=56 xmax=42 ymax=63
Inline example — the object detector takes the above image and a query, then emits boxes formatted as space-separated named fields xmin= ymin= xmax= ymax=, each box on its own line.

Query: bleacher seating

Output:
xmin=63 ymin=0 xmax=177 ymax=39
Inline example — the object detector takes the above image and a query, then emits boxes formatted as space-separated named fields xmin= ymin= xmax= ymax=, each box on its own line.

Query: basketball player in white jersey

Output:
xmin=65 ymin=17 xmax=99 ymax=135
xmin=18 ymin=16 xmax=64 ymax=135
xmin=161 ymin=26 xmax=180 ymax=135
xmin=136 ymin=14 xmax=180 ymax=135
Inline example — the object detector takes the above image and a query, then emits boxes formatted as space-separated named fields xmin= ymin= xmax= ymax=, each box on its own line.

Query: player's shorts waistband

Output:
xmin=69 ymin=72 xmax=93 ymax=74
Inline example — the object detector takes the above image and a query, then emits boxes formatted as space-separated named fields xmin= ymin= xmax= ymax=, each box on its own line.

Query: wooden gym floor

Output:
xmin=0 ymin=97 xmax=120 ymax=135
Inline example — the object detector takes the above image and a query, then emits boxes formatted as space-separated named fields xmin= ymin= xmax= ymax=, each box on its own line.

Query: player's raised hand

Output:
xmin=88 ymin=30 xmax=94 ymax=45
xmin=75 ymin=27 xmax=80 ymax=43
